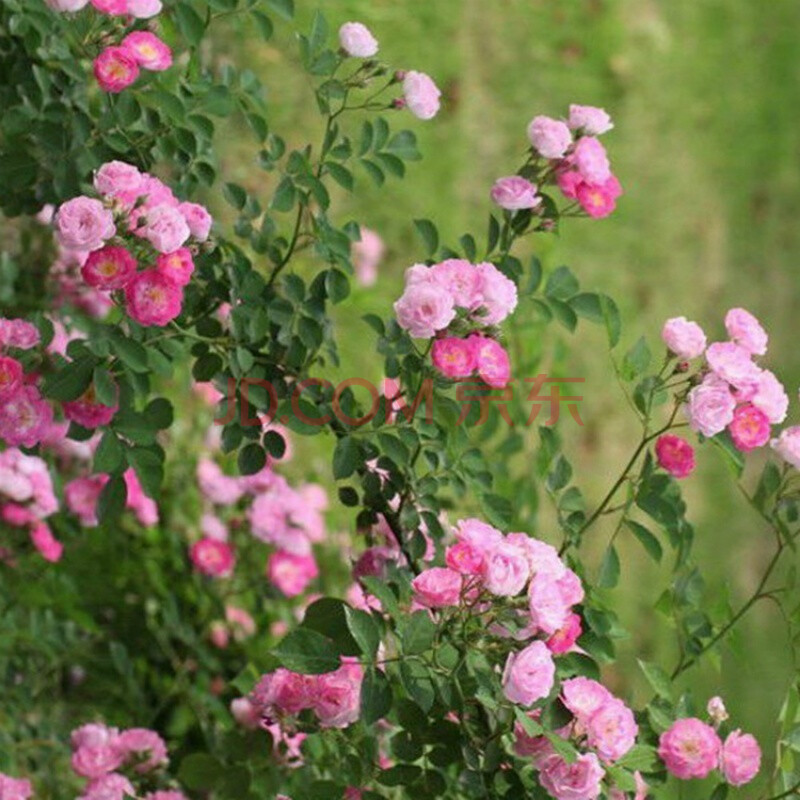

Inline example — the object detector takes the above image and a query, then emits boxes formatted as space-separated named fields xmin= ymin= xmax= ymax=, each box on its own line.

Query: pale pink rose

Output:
xmin=0 ymin=386 xmax=53 ymax=448
xmin=121 ymin=32 xmax=172 ymax=71
xmin=45 ymin=0 xmax=89 ymax=10
xmin=209 ymin=621 xmax=229 ymax=649
xmin=338 ymin=22 xmax=378 ymax=58
xmin=143 ymin=793 xmax=186 ymax=800
xmin=502 ymin=641 xmax=555 ymax=706
xmin=140 ymin=205 xmax=190 ymax=253
xmin=0 ymin=318 xmax=40 ymax=350
xmin=561 ymin=677 xmax=613 ymax=721
xmin=65 ymin=476 xmax=106 ymax=526
xmin=178 ymin=202 xmax=213 ymax=241
xmin=707 ymin=696 xmax=729 ymax=724
xmin=475 ymin=261 xmax=518 ymax=324
xmin=63 ymin=384 xmax=118 ymax=429
xmin=706 ymin=341 xmax=762 ymax=393
xmin=720 ymin=729 xmax=761 ymax=786
xmin=429 ymin=259 xmax=483 ymax=309
xmin=454 ymin=518 xmax=504 ymax=554
xmin=29 ymin=521 xmax=63 ymax=562
xmin=394 ymin=283 xmax=455 ymax=338
xmin=661 ymin=316 xmax=707 ymax=359
xmin=93 ymin=46 xmax=139 ymax=93
xmin=728 ymin=403 xmax=771 ymax=451
xmin=508 ymin=535 xmax=566 ymax=580
xmin=71 ymin=744 xmax=125 ymax=778
xmin=658 ymin=717 xmax=721 ymax=780
xmin=490 ymin=176 xmax=540 ymax=210
xmin=771 ymin=426 xmax=800 ymax=469
xmin=402 ymin=71 xmax=441 ymax=120
xmin=71 ymin=723 xmax=118 ymax=750
xmin=189 ymin=538 xmax=235 ymax=577
xmin=81 ymin=246 xmax=137 ymax=290
xmin=568 ymin=104 xmax=613 ymax=135
xmin=546 ymin=612 xmax=582 ymax=654
xmin=126 ymin=0 xmax=162 ymax=17
xmin=686 ymin=374 xmax=736 ymax=437
xmin=655 ymin=434 xmax=696 ymax=478
xmin=267 ymin=550 xmax=319 ymax=597
xmin=0 ymin=773 xmax=33 ymax=800
xmin=93 ymin=161 xmax=143 ymax=198
xmin=472 ymin=335 xmax=511 ymax=388
xmin=539 ymin=752 xmax=605 ymax=800
xmin=226 ymin=605 xmax=256 ymax=639
xmin=197 ymin=458 xmax=243 ymax=504
xmin=55 ymin=197 xmax=115 ymax=251
xmin=116 ymin=728 xmax=167 ymax=773
xmin=575 ymin=174 xmax=623 ymax=218
xmin=445 ymin=540 xmax=484 ymax=575
xmin=313 ymin=660 xmax=363 ymax=728
xmin=123 ymin=468 xmax=159 ymax=526
xmin=586 ymin=698 xmax=638 ymax=763
xmin=411 ymin=567 xmax=462 ymax=608
xmin=527 ymin=116 xmax=572 ymax=159
xmin=80 ymin=773 xmax=136 ymax=800
xmin=124 ymin=269 xmax=184 ymax=327
xmin=751 ymin=370 xmax=788 ymax=424
xmin=483 ymin=540 xmax=530 ymax=596
xmin=230 ymin=697 xmax=260 ymax=729
xmin=251 ymin=668 xmax=312 ymax=717
xmin=432 ymin=337 xmax=477 ymax=379
xmin=573 ymin=136 xmax=611 ymax=184
xmin=351 ymin=227 xmax=384 ymax=287
xmin=725 ymin=307 xmax=768 ymax=356
xmin=352 ymin=545 xmax=396 ymax=580
xmin=155 ymin=248 xmax=194 ymax=287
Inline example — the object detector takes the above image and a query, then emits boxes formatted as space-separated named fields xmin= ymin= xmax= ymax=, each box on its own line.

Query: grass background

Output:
xmin=211 ymin=0 xmax=800 ymax=793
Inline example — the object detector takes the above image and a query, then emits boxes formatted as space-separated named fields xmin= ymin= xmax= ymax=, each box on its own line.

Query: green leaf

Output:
xmin=145 ymin=398 xmax=174 ymax=429
xmin=270 ymin=177 xmax=296 ymax=212
xmin=325 ymin=162 xmax=353 ymax=191
xmin=345 ymin=606 xmax=381 ymax=660
xmin=238 ymin=442 xmax=266 ymax=475
xmin=597 ymin=545 xmax=620 ymax=588
xmin=302 ymin=598 xmax=360 ymax=656
xmin=399 ymin=660 xmax=435 ymax=712
xmin=626 ymin=520 xmax=663 ymax=562
xmin=384 ymin=130 xmax=421 ymax=161
xmin=638 ymin=659 xmax=673 ymax=700
xmin=97 ymin=474 xmax=127 ymax=523
xmin=174 ymin=2 xmax=206 ymax=47
xmin=110 ymin=334 xmax=149 ymax=373
xmin=43 ymin=357 xmax=94 ymax=402
xmin=481 ymin=492 xmax=512 ymax=528
xmin=413 ymin=219 xmax=438 ymax=257
xmin=616 ymin=744 xmax=658 ymax=772
xmin=265 ymin=0 xmax=293 ymax=20
xmin=92 ymin=366 xmax=117 ymax=407
xmin=177 ymin=753 xmax=225 ymax=791
xmin=126 ymin=447 xmax=163 ymax=499
xmin=325 ymin=268 xmax=350 ymax=303
xmin=251 ymin=9 xmax=274 ymax=39
xmin=223 ymin=182 xmax=247 ymax=210
xmin=273 ymin=628 xmax=341 ymax=674
xmin=333 ymin=436 xmax=359 ymax=479
xmin=93 ymin=431 xmax=124 ymax=474
xmin=622 ymin=337 xmax=651 ymax=380
xmin=544 ymin=266 xmax=579 ymax=300
xmin=361 ymin=667 xmax=392 ymax=725
xmin=402 ymin=611 xmax=437 ymax=656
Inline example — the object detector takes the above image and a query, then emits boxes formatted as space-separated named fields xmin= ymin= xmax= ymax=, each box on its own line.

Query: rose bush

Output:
xmin=0 ymin=2 xmax=799 ymax=800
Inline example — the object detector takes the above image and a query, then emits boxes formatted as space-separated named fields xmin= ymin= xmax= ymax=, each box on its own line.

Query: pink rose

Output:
xmin=351 ymin=227 xmax=384 ymax=287
xmin=501 ymin=640 xmax=555 ymax=706
xmin=55 ymin=197 xmax=116 ymax=251
xmin=0 ymin=774 xmax=33 ymax=800
xmin=411 ymin=567 xmax=462 ymax=608
xmin=725 ymin=307 xmax=768 ymax=355
xmin=586 ymin=698 xmax=638 ymax=762
xmin=82 ymin=773 xmax=136 ymax=799
xmin=124 ymin=269 xmax=184 ymax=327
xmin=729 ymin=403 xmax=771 ymax=452
xmin=490 ymin=176 xmax=540 ymax=210
xmin=140 ymin=205 xmax=190 ymax=253
xmin=252 ymin=668 xmax=312 ymax=717
xmin=63 ymin=383 xmax=118 ymax=429
xmin=65 ymin=475 xmax=107 ymax=526
xmin=126 ymin=0 xmax=162 ymax=16
xmin=430 ymin=259 xmax=483 ymax=309
xmin=772 ymin=426 xmax=800 ymax=469
xmin=93 ymin=46 xmax=140 ymax=93
xmin=81 ymin=246 xmax=137 ymax=290
xmin=94 ymin=161 xmax=143 ymax=198
xmin=121 ymin=32 xmax=172 ymax=71
xmin=45 ymin=0 xmax=89 ymax=10
xmin=155 ymin=248 xmax=195 ymax=287
xmin=313 ymin=660 xmax=363 ymax=728
xmin=561 ymin=677 xmax=613 ymax=721
xmin=432 ymin=337 xmax=477 ymax=379
xmin=0 ymin=357 xmax=23 ymax=401
xmin=230 ymin=697 xmax=260 ymax=729
xmin=720 ymin=729 xmax=761 ymax=786
xmin=573 ymin=136 xmax=611 ymax=184
xmin=568 ymin=104 xmax=613 ymax=135
xmin=29 ymin=521 xmax=63 ymax=562
xmin=575 ymin=174 xmax=622 ymax=218
xmin=0 ymin=319 xmax=40 ymax=350
xmin=707 ymin=696 xmax=729 ymax=724
xmin=267 ymin=550 xmax=319 ymax=597
xmin=178 ymin=201 xmax=213 ymax=241
xmin=338 ymin=22 xmax=378 ymax=58
xmin=706 ymin=341 xmax=762 ymax=393
xmin=90 ymin=0 xmax=126 ymax=12
xmin=190 ymin=538 xmax=235 ymax=577
xmin=71 ymin=744 xmax=125 ymax=778
xmin=472 ymin=335 xmax=511 ymax=389
xmin=0 ymin=386 xmax=53 ymax=448
xmin=482 ymin=540 xmax=530 ymax=596
xmin=402 ymin=71 xmax=441 ymax=120
xmin=658 ymin=717 xmax=721 ymax=780
xmin=527 ymin=116 xmax=572 ymax=159
xmin=686 ymin=374 xmax=736 ymax=437
xmin=539 ymin=752 xmax=605 ymax=800
xmin=394 ymin=282 xmax=455 ymax=338
xmin=546 ymin=612 xmax=582 ymax=654
xmin=445 ymin=540 xmax=484 ymax=575
xmin=116 ymin=728 xmax=167 ymax=773
xmin=475 ymin=262 xmax=518 ymax=324
xmin=751 ymin=369 xmax=788 ymax=424
xmin=661 ymin=316 xmax=707 ymax=359
xmin=655 ymin=434 xmax=696 ymax=478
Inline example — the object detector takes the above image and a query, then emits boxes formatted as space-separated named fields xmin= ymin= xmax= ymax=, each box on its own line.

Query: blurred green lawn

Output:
xmin=214 ymin=0 xmax=800 ymax=791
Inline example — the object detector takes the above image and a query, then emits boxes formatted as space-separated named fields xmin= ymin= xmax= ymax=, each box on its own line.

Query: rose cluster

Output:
xmin=54 ymin=161 xmax=212 ymax=327
xmin=514 ymin=104 xmax=622 ymax=219
xmin=45 ymin=0 xmax=172 ymax=93
xmin=0 ymin=448 xmax=62 ymax=563
xmin=662 ymin=308 xmax=790 ymax=452
xmin=337 ymin=21 xmax=442 ymax=121
xmin=68 ymin=721 xmax=188 ymax=800
xmin=394 ymin=259 xmax=518 ymax=387
xmin=658 ymin=697 xmax=761 ymax=787
xmin=250 ymin=657 xmax=364 ymax=730
xmin=514 ymin=677 xmax=642 ymax=800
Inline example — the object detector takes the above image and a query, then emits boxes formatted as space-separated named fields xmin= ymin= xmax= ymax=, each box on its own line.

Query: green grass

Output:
xmin=212 ymin=0 xmax=800 ymax=791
